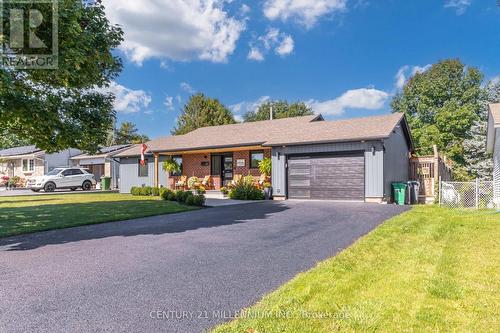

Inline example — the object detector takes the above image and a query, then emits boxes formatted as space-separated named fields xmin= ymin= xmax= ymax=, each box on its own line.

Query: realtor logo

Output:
xmin=0 ymin=0 xmax=58 ymax=69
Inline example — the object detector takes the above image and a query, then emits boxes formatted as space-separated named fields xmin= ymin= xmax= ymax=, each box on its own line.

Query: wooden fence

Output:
xmin=409 ymin=146 xmax=452 ymax=204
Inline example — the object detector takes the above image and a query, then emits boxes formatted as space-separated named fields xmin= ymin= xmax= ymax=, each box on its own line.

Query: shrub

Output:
xmin=185 ymin=195 xmax=195 ymax=206
xmin=175 ymin=190 xmax=193 ymax=203
xmin=151 ymin=187 xmax=160 ymax=196
xmin=187 ymin=176 xmax=200 ymax=189
xmin=130 ymin=186 xmax=139 ymax=195
xmin=160 ymin=188 xmax=174 ymax=200
xmin=166 ymin=190 xmax=177 ymax=201
xmin=220 ymin=187 xmax=229 ymax=195
xmin=192 ymin=194 xmax=205 ymax=206
xmin=228 ymin=177 xmax=264 ymax=200
xmin=197 ymin=186 xmax=206 ymax=195
xmin=139 ymin=186 xmax=152 ymax=196
xmin=8 ymin=176 xmax=21 ymax=188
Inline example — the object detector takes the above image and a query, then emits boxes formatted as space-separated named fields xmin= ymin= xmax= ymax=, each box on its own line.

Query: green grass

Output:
xmin=0 ymin=193 xmax=197 ymax=238
xmin=212 ymin=206 xmax=500 ymax=333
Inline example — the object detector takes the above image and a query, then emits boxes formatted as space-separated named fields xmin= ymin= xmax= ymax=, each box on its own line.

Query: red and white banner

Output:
xmin=140 ymin=143 xmax=147 ymax=165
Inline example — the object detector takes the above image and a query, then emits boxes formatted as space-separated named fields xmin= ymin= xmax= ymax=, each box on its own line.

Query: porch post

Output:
xmin=154 ymin=153 xmax=159 ymax=187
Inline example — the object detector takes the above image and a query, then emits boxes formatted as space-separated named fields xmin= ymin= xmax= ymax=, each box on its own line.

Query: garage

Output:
xmin=287 ymin=153 xmax=365 ymax=201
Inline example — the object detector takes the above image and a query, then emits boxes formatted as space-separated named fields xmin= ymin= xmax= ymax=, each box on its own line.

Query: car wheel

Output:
xmin=44 ymin=182 xmax=56 ymax=192
xmin=31 ymin=189 xmax=40 ymax=192
xmin=70 ymin=188 xmax=77 ymax=191
xmin=82 ymin=181 xmax=92 ymax=191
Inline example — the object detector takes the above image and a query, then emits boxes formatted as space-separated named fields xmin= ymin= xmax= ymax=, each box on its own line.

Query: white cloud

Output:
xmin=276 ymin=35 xmax=294 ymax=56
xmin=248 ymin=47 xmax=265 ymax=61
xmin=97 ymin=82 xmax=151 ymax=113
xmin=164 ymin=96 xmax=174 ymax=111
xmin=444 ymin=0 xmax=471 ymax=15
xmin=180 ymin=82 xmax=195 ymax=94
xmin=248 ymin=28 xmax=294 ymax=61
xmin=229 ymin=96 xmax=270 ymax=119
xmin=307 ymin=88 xmax=389 ymax=116
xmin=240 ymin=4 xmax=251 ymax=16
xmin=102 ymin=0 xmax=246 ymax=64
xmin=394 ymin=64 xmax=431 ymax=89
xmin=263 ymin=0 xmax=347 ymax=28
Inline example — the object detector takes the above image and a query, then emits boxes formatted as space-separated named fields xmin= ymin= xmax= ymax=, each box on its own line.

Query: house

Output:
xmin=70 ymin=144 xmax=132 ymax=189
xmin=0 ymin=145 xmax=81 ymax=179
xmin=486 ymin=103 xmax=500 ymax=205
xmin=115 ymin=113 xmax=413 ymax=202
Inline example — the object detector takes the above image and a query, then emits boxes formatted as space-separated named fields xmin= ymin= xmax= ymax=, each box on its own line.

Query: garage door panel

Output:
xmin=288 ymin=154 xmax=364 ymax=201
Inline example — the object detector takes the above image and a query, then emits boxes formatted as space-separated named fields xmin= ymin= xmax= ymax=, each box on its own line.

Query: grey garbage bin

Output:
xmin=407 ymin=181 xmax=420 ymax=204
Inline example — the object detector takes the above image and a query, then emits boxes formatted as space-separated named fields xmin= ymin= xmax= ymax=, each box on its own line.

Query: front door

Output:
xmin=222 ymin=154 xmax=233 ymax=186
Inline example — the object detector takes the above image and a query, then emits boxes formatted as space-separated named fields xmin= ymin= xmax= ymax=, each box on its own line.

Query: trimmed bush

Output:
xmin=192 ymin=194 xmax=205 ymax=206
xmin=151 ymin=187 xmax=160 ymax=196
xmin=143 ymin=186 xmax=153 ymax=196
xmin=130 ymin=186 xmax=140 ymax=195
xmin=160 ymin=188 xmax=174 ymax=200
xmin=175 ymin=190 xmax=193 ymax=203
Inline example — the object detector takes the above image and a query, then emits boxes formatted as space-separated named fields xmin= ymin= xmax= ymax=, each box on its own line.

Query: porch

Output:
xmin=151 ymin=146 xmax=271 ymax=190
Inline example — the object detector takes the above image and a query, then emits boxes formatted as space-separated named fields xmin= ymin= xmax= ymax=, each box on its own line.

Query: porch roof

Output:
xmin=115 ymin=113 xmax=409 ymax=157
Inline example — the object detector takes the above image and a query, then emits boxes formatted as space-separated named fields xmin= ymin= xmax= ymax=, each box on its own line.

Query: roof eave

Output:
xmin=263 ymin=136 xmax=388 ymax=147
xmin=151 ymin=142 xmax=267 ymax=154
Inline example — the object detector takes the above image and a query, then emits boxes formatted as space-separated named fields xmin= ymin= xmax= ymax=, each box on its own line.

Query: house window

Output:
xmin=250 ymin=151 xmax=264 ymax=169
xmin=22 ymin=159 xmax=35 ymax=172
xmin=171 ymin=156 xmax=182 ymax=176
xmin=138 ymin=159 xmax=148 ymax=177
xmin=211 ymin=155 xmax=221 ymax=176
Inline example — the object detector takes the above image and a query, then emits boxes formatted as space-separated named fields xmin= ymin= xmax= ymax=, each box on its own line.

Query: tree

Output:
xmin=244 ymin=101 xmax=314 ymax=122
xmin=172 ymin=93 xmax=236 ymax=135
xmin=463 ymin=80 xmax=500 ymax=179
xmin=0 ymin=0 xmax=124 ymax=153
xmin=391 ymin=59 xmax=483 ymax=171
xmin=0 ymin=132 xmax=30 ymax=150
xmin=114 ymin=122 xmax=149 ymax=144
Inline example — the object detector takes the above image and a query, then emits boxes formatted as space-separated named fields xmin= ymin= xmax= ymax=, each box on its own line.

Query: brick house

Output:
xmin=116 ymin=113 xmax=413 ymax=202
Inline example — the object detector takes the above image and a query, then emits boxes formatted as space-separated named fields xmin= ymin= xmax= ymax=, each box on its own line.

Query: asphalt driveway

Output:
xmin=0 ymin=201 xmax=408 ymax=333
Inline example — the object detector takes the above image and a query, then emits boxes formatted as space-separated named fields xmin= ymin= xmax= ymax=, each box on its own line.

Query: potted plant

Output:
xmin=187 ymin=176 xmax=200 ymax=191
xmin=263 ymin=181 xmax=273 ymax=200
xmin=162 ymin=159 xmax=181 ymax=175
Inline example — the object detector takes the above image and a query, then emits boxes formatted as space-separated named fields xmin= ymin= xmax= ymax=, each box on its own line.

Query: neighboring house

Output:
xmin=486 ymin=103 xmax=500 ymax=205
xmin=70 ymin=144 xmax=132 ymax=189
xmin=0 ymin=145 xmax=81 ymax=179
xmin=116 ymin=113 xmax=413 ymax=202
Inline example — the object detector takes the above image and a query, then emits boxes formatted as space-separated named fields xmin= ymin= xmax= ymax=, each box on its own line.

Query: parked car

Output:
xmin=27 ymin=167 xmax=96 ymax=192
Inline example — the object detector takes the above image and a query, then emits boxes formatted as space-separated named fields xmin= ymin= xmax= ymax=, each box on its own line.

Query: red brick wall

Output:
xmin=166 ymin=149 xmax=271 ymax=190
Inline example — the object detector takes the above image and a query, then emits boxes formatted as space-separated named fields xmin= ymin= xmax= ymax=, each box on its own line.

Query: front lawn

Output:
xmin=0 ymin=193 xmax=197 ymax=238
xmin=213 ymin=206 xmax=500 ymax=333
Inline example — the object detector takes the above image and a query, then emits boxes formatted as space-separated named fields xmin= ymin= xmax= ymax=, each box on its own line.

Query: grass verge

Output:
xmin=212 ymin=206 xmax=500 ymax=333
xmin=0 ymin=192 xmax=197 ymax=238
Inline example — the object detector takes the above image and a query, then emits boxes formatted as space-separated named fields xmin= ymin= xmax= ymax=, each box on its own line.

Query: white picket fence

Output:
xmin=439 ymin=180 xmax=494 ymax=210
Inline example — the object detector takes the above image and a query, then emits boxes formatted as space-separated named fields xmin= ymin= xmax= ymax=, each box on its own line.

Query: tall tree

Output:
xmin=0 ymin=0 xmax=123 ymax=153
xmin=114 ymin=122 xmax=149 ymax=144
xmin=391 ymin=59 xmax=483 ymax=172
xmin=244 ymin=101 xmax=314 ymax=122
xmin=463 ymin=80 xmax=500 ymax=179
xmin=172 ymin=93 xmax=236 ymax=135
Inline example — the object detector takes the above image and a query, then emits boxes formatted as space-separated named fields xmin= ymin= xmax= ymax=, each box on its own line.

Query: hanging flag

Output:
xmin=140 ymin=143 xmax=147 ymax=165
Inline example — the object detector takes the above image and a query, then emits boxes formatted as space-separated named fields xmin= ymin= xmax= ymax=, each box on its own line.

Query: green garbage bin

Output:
xmin=101 ymin=177 xmax=111 ymax=191
xmin=392 ymin=182 xmax=407 ymax=205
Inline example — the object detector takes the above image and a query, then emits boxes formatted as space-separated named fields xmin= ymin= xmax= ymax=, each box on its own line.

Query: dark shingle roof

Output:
xmin=71 ymin=144 xmax=132 ymax=159
xmin=0 ymin=145 xmax=42 ymax=157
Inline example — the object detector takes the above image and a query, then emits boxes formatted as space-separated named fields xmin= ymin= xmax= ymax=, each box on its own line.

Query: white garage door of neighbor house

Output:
xmin=287 ymin=154 xmax=365 ymax=201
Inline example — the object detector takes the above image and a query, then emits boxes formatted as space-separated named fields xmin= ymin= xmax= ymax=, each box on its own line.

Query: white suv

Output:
xmin=27 ymin=167 xmax=96 ymax=192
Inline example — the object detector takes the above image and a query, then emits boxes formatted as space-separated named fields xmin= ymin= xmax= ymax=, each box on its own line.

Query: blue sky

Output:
xmin=102 ymin=0 xmax=500 ymax=139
